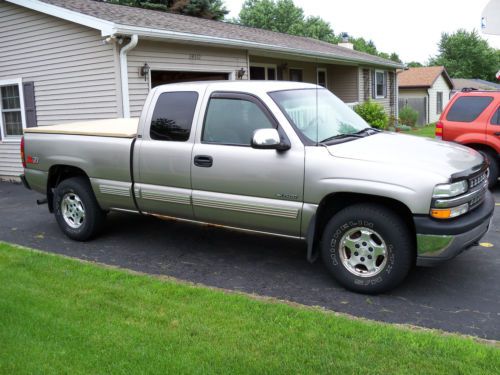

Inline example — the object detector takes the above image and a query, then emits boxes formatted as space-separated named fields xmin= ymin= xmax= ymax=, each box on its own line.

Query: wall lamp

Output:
xmin=140 ymin=62 xmax=150 ymax=81
xmin=237 ymin=68 xmax=246 ymax=79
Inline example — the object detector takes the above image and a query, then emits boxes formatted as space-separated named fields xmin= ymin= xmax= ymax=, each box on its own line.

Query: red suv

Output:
xmin=437 ymin=89 xmax=500 ymax=187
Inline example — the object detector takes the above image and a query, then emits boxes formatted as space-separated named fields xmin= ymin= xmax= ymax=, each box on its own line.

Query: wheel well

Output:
xmin=463 ymin=143 xmax=497 ymax=158
xmin=46 ymin=165 xmax=89 ymax=212
xmin=312 ymin=192 xmax=416 ymax=250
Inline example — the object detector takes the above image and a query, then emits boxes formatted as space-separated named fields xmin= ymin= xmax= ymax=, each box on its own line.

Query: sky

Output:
xmin=224 ymin=0 xmax=500 ymax=64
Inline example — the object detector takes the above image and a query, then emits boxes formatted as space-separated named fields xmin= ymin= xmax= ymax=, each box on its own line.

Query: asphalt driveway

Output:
xmin=1 ymin=181 xmax=499 ymax=340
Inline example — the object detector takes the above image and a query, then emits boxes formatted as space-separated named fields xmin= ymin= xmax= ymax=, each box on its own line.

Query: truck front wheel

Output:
xmin=53 ymin=177 xmax=106 ymax=241
xmin=321 ymin=204 xmax=414 ymax=294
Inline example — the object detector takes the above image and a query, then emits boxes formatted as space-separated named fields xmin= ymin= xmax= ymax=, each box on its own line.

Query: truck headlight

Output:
xmin=432 ymin=180 xmax=468 ymax=198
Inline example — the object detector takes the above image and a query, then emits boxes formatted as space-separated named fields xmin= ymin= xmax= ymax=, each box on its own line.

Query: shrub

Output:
xmin=399 ymin=105 xmax=419 ymax=127
xmin=354 ymin=100 xmax=389 ymax=129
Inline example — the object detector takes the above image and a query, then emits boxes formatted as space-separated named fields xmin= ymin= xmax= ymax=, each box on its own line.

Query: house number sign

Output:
xmin=189 ymin=54 xmax=202 ymax=60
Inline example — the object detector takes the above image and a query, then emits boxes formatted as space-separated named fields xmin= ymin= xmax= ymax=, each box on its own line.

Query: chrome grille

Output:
xmin=469 ymin=171 xmax=488 ymax=189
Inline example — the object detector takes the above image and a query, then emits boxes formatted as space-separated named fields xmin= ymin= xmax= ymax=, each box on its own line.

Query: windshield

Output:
xmin=269 ymin=88 xmax=370 ymax=143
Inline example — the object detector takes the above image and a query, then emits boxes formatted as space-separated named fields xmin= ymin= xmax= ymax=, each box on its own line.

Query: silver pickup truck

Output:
xmin=21 ymin=81 xmax=494 ymax=293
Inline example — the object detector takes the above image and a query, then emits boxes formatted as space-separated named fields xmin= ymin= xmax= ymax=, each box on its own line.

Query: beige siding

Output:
xmin=428 ymin=75 xmax=451 ymax=123
xmin=0 ymin=142 xmax=22 ymax=177
xmin=399 ymin=88 xmax=427 ymax=99
xmin=0 ymin=2 xmax=120 ymax=125
xmin=0 ymin=1 xmax=120 ymax=177
xmin=127 ymin=40 xmax=248 ymax=117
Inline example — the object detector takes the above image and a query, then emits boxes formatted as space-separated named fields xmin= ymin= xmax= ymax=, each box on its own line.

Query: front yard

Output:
xmin=400 ymin=124 xmax=436 ymax=138
xmin=0 ymin=242 xmax=498 ymax=374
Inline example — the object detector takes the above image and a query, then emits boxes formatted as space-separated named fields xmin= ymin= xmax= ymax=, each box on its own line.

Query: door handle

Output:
xmin=194 ymin=155 xmax=213 ymax=167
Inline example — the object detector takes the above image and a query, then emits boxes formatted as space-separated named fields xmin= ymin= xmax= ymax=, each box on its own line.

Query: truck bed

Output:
xmin=24 ymin=118 xmax=139 ymax=138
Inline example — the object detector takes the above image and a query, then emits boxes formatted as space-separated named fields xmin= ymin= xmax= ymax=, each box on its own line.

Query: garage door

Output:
xmin=151 ymin=71 xmax=229 ymax=88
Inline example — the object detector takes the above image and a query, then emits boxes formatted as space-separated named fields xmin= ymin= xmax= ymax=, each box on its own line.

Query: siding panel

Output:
xmin=127 ymin=40 xmax=248 ymax=116
xmin=0 ymin=1 xmax=120 ymax=177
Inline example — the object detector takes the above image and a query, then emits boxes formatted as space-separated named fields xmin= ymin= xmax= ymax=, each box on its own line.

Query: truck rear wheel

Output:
xmin=321 ymin=204 xmax=414 ymax=294
xmin=54 ymin=177 xmax=106 ymax=241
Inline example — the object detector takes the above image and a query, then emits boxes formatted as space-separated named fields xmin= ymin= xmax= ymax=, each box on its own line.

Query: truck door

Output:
xmin=485 ymin=103 xmax=500 ymax=151
xmin=191 ymin=92 xmax=304 ymax=236
xmin=134 ymin=88 xmax=202 ymax=219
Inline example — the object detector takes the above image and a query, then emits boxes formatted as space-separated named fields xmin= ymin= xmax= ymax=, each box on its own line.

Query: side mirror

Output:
xmin=251 ymin=128 xmax=290 ymax=151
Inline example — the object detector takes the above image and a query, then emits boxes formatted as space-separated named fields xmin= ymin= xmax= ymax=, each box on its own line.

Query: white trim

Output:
xmin=375 ymin=69 xmax=386 ymax=99
xmin=316 ymin=68 xmax=328 ymax=88
xmin=6 ymin=0 xmax=116 ymax=36
xmin=0 ymin=78 xmax=26 ymax=143
xmin=249 ymin=63 xmax=277 ymax=80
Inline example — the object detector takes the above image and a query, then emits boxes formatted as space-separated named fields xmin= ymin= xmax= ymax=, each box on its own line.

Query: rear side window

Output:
xmin=150 ymin=92 xmax=198 ymax=141
xmin=446 ymin=96 xmax=493 ymax=122
xmin=491 ymin=107 xmax=500 ymax=125
xmin=202 ymin=98 xmax=274 ymax=145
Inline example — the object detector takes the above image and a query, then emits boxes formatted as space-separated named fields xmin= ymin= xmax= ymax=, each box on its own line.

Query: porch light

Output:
xmin=237 ymin=68 xmax=246 ymax=79
xmin=140 ymin=63 xmax=150 ymax=81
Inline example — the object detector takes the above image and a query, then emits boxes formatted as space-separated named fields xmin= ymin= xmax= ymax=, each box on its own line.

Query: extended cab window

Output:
xmin=202 ymin=97 xmax=274 ymax=145
xmin=150 ymin=92 xmax=198 ymax=141
xmin=446 ymin=96 xmax=493 ymax=122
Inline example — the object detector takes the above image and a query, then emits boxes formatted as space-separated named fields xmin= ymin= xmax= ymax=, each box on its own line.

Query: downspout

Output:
xmin=119 ymin=34 xmax=138 ymax=118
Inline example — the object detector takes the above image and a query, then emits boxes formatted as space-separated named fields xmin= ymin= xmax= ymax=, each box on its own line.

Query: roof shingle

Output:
xmin=398 ymin=66 xmax=452 ymax=88
xmin=33 ymin=0 xmax=401 ymax=68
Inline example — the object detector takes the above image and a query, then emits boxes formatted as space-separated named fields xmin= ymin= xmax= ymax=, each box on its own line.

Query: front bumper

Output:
xmin=414 ymin=190 xmax=494 ymax=266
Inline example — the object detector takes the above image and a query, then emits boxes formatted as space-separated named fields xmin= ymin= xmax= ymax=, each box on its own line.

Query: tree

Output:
xmin=106 ymin=0 xmax=228 ymax=20
xmin=238 ymin=0 xmax=305 ymax=35
xmin=429 ymin=29 xmax=499 ymax=81
xmin=406 ymin=61 xmax=424 ymax=68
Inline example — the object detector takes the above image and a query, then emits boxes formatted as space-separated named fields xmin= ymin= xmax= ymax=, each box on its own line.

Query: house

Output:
xmin=451 ymin=78 xmax=500 ymax=95
xmin=398 ymin=66 xmax=453 ymax=125
xmin=0 ymin=0 xmax=403 ymax=179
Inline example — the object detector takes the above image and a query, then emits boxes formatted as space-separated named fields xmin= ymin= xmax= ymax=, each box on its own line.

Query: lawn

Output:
xmin=0 ymin=242 xmax=498 ymax=375
xmin=401 ymin=124 xmax=436 ymax=138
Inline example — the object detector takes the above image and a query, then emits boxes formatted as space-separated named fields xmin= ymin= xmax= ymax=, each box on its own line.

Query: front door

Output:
xmin=191 ymin=92 xmax=304 ymax=236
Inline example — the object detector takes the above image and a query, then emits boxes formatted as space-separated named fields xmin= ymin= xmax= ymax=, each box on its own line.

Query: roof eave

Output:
xmin=114 ymin=25 xmax=404 ymax=69
xmin=6 ymin=0 xmax=116 ymax=36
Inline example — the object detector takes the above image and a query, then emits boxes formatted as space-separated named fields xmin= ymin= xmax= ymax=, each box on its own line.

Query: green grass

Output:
xmin=0 ymin=242 xmax=498 ymax=375
xmin=401 ymin=124 xmax=436 ymax=138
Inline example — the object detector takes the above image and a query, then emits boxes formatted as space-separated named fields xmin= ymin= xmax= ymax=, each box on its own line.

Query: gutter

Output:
xmin=119 ymin=35 xmax=138 ymax=118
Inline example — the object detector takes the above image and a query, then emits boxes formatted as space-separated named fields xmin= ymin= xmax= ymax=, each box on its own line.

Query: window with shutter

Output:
xmin=0 ymin=79 xmax=26 ymax=141
xmin=375 ymin=70 xmax=386 ymax=99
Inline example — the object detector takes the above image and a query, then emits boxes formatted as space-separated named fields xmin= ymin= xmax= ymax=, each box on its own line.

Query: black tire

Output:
xmin=321 ymin=204 xmax=414 ymax=294
xmin=53 ymin=177 xmax=106 ymax=241
xmin=483 ymin=151 xmax=498 ymax=189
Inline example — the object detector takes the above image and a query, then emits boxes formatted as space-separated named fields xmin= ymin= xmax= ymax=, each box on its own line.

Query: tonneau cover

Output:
xmin=24 ymin=118 xmax=139 ymax=138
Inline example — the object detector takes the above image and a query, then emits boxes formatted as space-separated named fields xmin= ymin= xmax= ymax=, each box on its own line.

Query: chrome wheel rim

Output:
xmin=339 ymin=227 xmax=387 ymax=278
xmin=61 ymin=193 xmax=85 ymax=229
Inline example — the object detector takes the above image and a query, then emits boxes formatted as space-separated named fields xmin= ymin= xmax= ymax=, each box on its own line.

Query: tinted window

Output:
xmin=202 ymin=98 xmax=274 ymax=145
xmin=150 ymin=92 xmax=198 ymax=141
xmin=492 ymin=108 xmax=500 ymax=126
xmin=446 ymin=96 xmax=493 ymax=122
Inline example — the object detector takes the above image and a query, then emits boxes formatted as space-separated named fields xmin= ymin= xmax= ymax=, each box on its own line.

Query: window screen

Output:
xmin=150 ymin=91 xmax=198 ymax=141
xmin=202 ymin=98 xmax=274 ymax=145
xmin=446 ymin=96 xmax=493 ymax=122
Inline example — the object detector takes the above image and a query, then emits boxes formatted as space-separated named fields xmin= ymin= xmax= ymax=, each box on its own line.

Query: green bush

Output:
xmin=399 ymin=105 xmax=419 ymax=127
xmin=354 ymin=100 xmax=389 ymax=129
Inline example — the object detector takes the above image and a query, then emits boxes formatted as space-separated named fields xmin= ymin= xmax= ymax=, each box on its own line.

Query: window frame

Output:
xmin=375 ymin=70 xmax=386 ymax=99
xmin=436 ymin=91 xmax=443 ymax=114
xmin=490 ymin=106 xmax=500 ymax=126
xmin=249 ymin=63 xmax=278 ymax=80
xmin=0 ymin=78 xmax=26 ymax=142
xmin=201 ymin=91 xmax=282 ymax=147
xmin=317 ymin=68 xmax=328 ymax=88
